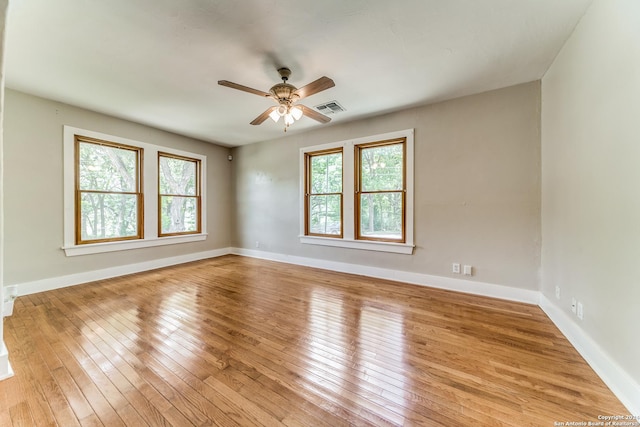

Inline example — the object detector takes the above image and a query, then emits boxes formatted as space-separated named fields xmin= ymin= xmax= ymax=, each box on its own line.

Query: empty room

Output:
xmin=0 ymin=0 xmax=638 ymax=425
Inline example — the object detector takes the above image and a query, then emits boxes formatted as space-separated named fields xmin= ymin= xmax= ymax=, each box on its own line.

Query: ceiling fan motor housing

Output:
xmin=270 ymin=83 xmax=298 ymax=102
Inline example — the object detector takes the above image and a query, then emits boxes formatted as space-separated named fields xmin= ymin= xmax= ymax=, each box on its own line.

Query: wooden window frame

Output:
xmin=158 ymin=152 xmax=202 ymax=237
xmin=354 ymin=138 xmax=406 ymax=243
xmin=304 ymin=147 xmax=344 ymax=238
xmin=75 ymin=135 xmax=144 ymax=245
xmin=298 ymin=129 xmax=414 ymax=255
xmin=64 ymin=126 xmax=208 ymax=257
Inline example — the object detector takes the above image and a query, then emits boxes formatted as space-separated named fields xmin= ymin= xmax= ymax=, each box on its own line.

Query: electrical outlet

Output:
xmin=255 ymin=241 xmax=260 ymax=248
xmin=571 ymin=297 xmax=577 ymax=314
xmin=3 ymin=285 xmax=18 ymax=317
xmin=555 ymin=286 xmax=561 ymax=300
xmin=577 ymin=302 xmax=584 ymax=320
xmin=463 ymin=265 xmax=472 ymax=276
xmin=452 ymin=263 xmax=461 ymax=274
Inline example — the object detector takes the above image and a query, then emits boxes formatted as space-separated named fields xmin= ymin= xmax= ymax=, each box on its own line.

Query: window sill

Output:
xmin=63 ymin=233 xmax=208 ymax=256
xmin=299 ymin=235 xmax=414 ymax=255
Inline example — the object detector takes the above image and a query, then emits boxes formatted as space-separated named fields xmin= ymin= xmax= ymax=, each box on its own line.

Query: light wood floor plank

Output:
xmin=0 ymin=255 xmax=627 ymax=426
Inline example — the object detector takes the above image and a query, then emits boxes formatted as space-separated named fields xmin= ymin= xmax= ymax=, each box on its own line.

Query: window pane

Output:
xmin=159 ymin=156 xmax=197 ymax=195
xmin=160 ymin=196 xmax=198 ymax=234
xmin=360 ymin=144 xmax=403 ymax=192
xmin=79 ymin=142 xmax=137 ymax=192
xmin=79 ymin=192 xmax=139 ymax=240
xmin=310 ymin=153 xmax=342 ymax=194
xmin=359 ymin=192 xmax=402 ymax=239
xmin=309 ymin=194 xmax=341 ymax=235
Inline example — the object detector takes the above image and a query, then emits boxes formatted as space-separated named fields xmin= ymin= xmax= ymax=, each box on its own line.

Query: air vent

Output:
xmin=314 ymin=100 xmax=346 ymax=114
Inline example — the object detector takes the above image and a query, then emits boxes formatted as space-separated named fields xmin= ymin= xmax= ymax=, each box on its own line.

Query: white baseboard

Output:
xmin=14 ymin=247 xmax=232 ymax=296
xmin=231 ymin=247 xmax=539 ymax=304
xmin=539 ymin=295 xmax=640 ymax=415
xmin=0 ymin=341 xmax=14 ymax=381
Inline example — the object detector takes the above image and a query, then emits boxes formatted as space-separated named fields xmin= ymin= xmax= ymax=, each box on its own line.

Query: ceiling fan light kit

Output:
xmin=269 ymin=104 xmax=303 ymax=125
xmin=218 ymin=67 xmax=335 ymax=132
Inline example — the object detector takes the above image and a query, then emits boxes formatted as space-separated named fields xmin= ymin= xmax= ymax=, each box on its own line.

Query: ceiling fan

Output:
xmin=218 ymin=68 xmax=335 ymax=131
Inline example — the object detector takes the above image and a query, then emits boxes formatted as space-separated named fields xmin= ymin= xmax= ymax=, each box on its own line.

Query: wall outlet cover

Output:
xmin=577 ymin=302 xmax=584 ymax=320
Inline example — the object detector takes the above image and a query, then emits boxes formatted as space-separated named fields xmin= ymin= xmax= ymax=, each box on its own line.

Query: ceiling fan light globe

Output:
xmin=269 ymin=110 xmax=281 ymax=123
xmin=277 ymin=104 xmax=288 ymax=116
xmin=291 ymin=106 xmax=303 ymax=120
xmin=284 ymin=114 xmax=295 ymax=126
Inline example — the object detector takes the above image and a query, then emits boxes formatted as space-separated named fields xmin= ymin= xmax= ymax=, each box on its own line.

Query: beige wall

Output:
xmin=542 ymin=0 xmax=640 ymax=385
xmin=3 ymin=89 xmax=232 ymax=285
xmin=233 ymin=81 xmax=541 ymax=291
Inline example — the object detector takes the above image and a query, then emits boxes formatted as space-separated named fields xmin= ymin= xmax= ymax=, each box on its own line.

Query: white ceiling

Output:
xmin=5 ymin=0 xmax=591 ymax=146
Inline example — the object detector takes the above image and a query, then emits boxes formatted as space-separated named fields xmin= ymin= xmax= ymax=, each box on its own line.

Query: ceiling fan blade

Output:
xmin=293 ymin=76 xmax=335 ymax=100
xmin=298 ymin=104 xmax=331 ymax=124
xmin=250 ymin=106 xmax=278 ymax=125
xmin=218 ymin=80 xmax=272 ymax=98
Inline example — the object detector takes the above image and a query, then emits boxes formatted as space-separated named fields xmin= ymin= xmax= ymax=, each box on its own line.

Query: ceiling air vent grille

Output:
xmin=314 ymin=100 xmax=346 ymax=115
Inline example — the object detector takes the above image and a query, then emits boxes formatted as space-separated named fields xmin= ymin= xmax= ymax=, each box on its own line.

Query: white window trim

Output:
xmin=299 ymin=129 xmax=414 ymax=255
xmin=63 ymin=126 xmax=207 ymax=256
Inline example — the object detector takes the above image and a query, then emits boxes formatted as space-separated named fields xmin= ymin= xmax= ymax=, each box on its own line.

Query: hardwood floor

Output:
xmin=0 ymin=255 xmax=626 ymax=426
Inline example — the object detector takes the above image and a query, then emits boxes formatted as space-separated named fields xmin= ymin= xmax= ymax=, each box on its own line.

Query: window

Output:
xmin=158 ymin=153 xmax=201 ymax=236
xmin=300 ymin=129 xmax=414 ymax=254
xmin=76 ymin=137 xmax=143 ymax=244
xmin=63 ymin=126 xmax=207 ymax=256
xmin=304 ymin=148 xmax=343 ymax=237
xmin=355 ymin=139 xmax=405 ymax=243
